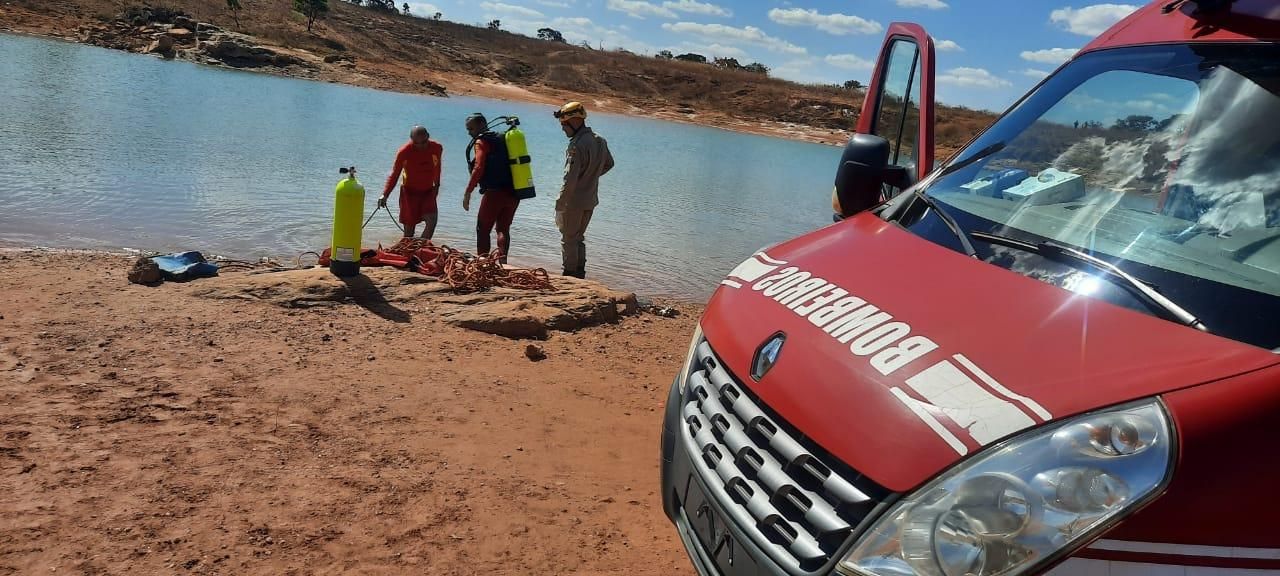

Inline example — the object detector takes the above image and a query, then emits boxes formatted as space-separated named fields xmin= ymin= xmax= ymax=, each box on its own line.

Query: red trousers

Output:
xmin=399 ymin=187 xmax=438 ymax=226
xmin=476 ymin=189 xmax=519 ymax=261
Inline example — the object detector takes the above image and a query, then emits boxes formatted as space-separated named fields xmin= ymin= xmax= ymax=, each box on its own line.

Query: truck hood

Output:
xmin=701 ymin=213 xmax=1279 ymax=493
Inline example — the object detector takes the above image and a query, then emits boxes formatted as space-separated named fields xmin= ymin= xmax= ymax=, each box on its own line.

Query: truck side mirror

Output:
xmin=832 ymin=133 xmax=891 ymax=218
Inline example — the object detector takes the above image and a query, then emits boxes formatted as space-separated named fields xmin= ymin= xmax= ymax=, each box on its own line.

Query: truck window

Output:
xmin=873 ymin=40 xmax=923 ymax=176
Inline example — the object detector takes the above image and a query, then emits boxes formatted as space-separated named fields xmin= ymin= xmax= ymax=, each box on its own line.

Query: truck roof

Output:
xmin=1081 ymin=0 xmax=1280 ymax=55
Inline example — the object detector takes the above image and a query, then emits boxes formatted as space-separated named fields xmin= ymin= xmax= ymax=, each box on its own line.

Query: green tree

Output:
xmin=713 ymin=57 xmax=742 ymax=70
xmin=432 ymin=11 xmax=442 ymax=19
xmin=226 ymin=0 xmax=242 ymax=29
xmin=402 ymin=2 xmax=410 ymax=14
xmin=293 ymin=0 xmax=328 ymax=31
xmin=1113 ymin=114 xmax=1158 ymax=132
xmin=487 ymin=19 xmax=501 ymax=30
xmin=843 ymin=79 xmax=863 ymax=91
xmin=674 ymin=52 xmax=706 ymax=63
xmin=742 ymin=62 xmax=769 ymax=75
xmin=656 ymin=49 xmax=674 ymax=59
xmin=537 ymin=27 xmax=565 ymax=42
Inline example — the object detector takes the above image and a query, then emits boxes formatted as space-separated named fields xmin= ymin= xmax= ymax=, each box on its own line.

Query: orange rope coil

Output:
xmin=383 ymin=238 xmax=555 ymax=293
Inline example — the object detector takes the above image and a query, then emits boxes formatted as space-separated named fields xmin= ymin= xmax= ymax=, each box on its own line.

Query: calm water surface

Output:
xmin=0 ymin=33 xmax=841 ymax=299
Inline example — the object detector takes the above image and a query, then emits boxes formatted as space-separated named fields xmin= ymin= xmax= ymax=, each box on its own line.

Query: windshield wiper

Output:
xmin=935 ymin=141 xmax=1007 ymax=179
xmin=900 ymin=141 xmax=1007 ymax=258
xmin=971 ymin=231 xmax=1208 ymax=332
xmin=912 ymin=188 xmax=978 ymax=258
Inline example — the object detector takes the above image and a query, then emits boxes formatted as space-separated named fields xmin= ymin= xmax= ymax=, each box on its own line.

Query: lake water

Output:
xmin=0 ymin=33 xmax=842 ymax=300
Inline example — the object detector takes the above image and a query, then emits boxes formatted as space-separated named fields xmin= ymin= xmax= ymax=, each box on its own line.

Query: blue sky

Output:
xmin=401 ymin=0 xmax=1146 ymax=112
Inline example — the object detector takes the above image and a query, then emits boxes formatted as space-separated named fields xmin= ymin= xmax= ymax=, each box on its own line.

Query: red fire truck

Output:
xmin=660 ymin=1 xmax=1280 ymax=576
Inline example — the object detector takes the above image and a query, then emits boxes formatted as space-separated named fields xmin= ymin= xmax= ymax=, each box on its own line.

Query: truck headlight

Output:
xmin=675 ymin=323 xmax=704 ymax=394
xmin=838 ymin=400 xmax=1174 ymax=576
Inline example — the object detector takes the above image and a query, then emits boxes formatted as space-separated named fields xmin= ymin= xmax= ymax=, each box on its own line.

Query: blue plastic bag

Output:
xmin=150 ymin=251 xmax=219 ymax=282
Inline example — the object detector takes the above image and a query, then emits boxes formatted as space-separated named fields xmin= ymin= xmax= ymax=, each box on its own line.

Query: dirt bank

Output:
xmin=0 ymin=250 xmax=700 ymax=574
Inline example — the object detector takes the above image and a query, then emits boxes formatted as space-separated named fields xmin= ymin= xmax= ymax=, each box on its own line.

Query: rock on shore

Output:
xmin=189 ymin=266 xmax=639 ymax=340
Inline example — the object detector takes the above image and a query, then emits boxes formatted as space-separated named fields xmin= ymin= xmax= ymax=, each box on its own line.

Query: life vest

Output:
xmin=469 ymin=132 xmax=514 ymax=192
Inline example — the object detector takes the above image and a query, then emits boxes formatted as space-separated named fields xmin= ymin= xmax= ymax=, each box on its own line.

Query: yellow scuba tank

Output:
xmin=503 ymin=118 xmax=536 ymax=200
xmin=330 ymin=166 xmax=366 ymax=277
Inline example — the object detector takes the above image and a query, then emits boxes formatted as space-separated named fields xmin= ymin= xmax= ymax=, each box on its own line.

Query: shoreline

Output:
xmin=0 ymin=23 xmax=851 ymax=148
xmin=0 ymin=244 xmax=707 ymax=304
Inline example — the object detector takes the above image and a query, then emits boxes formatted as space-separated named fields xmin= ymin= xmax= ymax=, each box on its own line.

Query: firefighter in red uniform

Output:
xmin=463 ymin=113 xmax=519 ymax=264
xmin=379 ymin=125 xmax=443 ymax=239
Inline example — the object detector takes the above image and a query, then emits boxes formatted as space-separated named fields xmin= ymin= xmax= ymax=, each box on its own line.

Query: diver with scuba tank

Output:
xmin=464 ymin=113 xmax=535 ymax=265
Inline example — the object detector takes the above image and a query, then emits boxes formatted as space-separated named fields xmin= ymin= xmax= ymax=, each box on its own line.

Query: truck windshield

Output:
xmin=916 ymin=43 xmax=1280 ymax=350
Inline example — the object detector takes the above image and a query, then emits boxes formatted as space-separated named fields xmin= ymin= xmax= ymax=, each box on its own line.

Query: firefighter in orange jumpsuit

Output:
xmin=379 ymin=125 xmax=443 ymax=239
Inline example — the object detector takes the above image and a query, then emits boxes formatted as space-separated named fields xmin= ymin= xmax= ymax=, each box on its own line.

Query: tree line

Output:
xmin=653 ymin=51 xmax=769 ymax=75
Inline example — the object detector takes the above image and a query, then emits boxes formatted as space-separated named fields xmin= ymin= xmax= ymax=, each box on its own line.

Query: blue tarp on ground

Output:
xmin=151 ymin=251 xmax=219 ymax=281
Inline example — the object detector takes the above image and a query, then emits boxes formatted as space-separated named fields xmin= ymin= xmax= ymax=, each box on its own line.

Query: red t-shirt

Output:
xmin=384 ymin=140 xmax=442 ymax=196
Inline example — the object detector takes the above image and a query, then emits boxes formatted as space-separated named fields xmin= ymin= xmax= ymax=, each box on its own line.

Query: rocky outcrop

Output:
xmin=74 ymin=9 xmax=311 ymax=71
xmin=189 ymin=267 xmax=638 ymax=340
xmin=202 ymin=35 xmax=305 ymax=68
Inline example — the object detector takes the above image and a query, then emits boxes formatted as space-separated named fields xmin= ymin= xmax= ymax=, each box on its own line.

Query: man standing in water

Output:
xmin=380 ymin=125 xmax=443 ymax=239
xmin=553 ymin=102 xmax=613 ymax=279
xmin=463 ymin=113 xmax=519 ymax=263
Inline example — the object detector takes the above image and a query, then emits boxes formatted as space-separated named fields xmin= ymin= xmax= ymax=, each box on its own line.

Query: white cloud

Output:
xmin=662 ymin=0 xmax=731 ymax=17
xmin=480 ymin=2 xmax=544 ymax=18
xmin=938 ymin=67 xmax=1012 ymax=89
xmin=770 ymin=57 xmax=819 ymax=84
xmin=1020 ymin=47 xmax=1076 ymax=64
xmin=1049 ymin=4 xmax=1139 ymax=36
xmin=767 ymin=7 xmax=882 ymax=35
xmin=672 ymin=42 xmax=749 ymax=59
xmin=662 ymin=21 xmax=806 ymax=55
xmin=606 ymin=0 xmax=676 ymax=19
xmin=936 ymin=39 xmax=963 ymax=52
xmin=824 ymin=53 xmax=873 ymax=70
xmin=1020 ymin=68 xmax=1051 ymax=79
xmin=536 ymin=0 xmax=571 ymax=7
xmin=896 ymin=0 xmax=948 ymax=9
xmin=556 ymin=16 xmax=653 ymax=51
xmin=404 ymin=2 xmax=440 ymax=15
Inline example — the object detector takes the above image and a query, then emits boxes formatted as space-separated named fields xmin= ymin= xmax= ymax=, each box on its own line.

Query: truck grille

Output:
xmin=680 ymin=340 xmax=888 ymax=573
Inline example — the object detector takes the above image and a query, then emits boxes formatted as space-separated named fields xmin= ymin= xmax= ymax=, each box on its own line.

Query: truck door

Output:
xmin=831 ymin=23 xmax=939 ymax=219
xmin=858 ymin=23 xmax=937 ymax=196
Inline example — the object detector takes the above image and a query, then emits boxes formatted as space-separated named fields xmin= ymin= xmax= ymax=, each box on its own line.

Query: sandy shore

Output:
xmin=0 ymin=249 xmax=700 ymax=574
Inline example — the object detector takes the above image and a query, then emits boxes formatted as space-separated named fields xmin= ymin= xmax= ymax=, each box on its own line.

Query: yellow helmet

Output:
xmin=554 ymin=101 xmax=587 ymax=122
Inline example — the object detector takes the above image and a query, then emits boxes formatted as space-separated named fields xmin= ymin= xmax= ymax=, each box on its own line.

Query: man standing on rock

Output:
xmin=380 ymin=125 xmax=443 ymax=240
xmin=463 ymin=113 xmax=519 ymax=264
xmin=553 ymin=102 xmax=613 ymax=279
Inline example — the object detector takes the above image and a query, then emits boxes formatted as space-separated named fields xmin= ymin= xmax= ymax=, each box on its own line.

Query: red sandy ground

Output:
xmin=0 ymin=250 xmax=701 ymax=575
